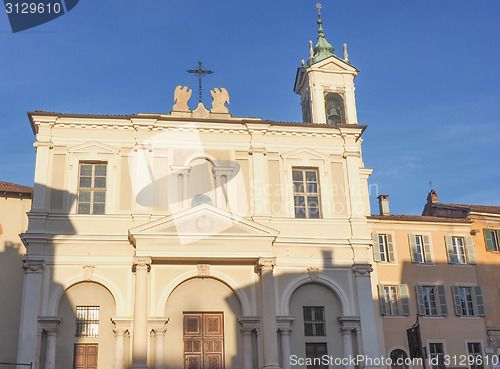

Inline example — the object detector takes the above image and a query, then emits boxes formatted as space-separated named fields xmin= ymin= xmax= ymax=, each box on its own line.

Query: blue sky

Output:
xmin=1 ymin=0 xmax=499 ymax=215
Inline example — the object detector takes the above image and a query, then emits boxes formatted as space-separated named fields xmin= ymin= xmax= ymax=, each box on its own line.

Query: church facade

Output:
xmin=16 ymin=14 xmax=384 ymax=369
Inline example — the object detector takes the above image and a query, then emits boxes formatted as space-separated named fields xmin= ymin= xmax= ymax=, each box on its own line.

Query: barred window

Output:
xmin=303 ymin=306 xmax=325 ymax=336
xmin=76 ymin=306 xmax=99 ymax=337
xmin=77 ymin=163 xmax=107 ymax=214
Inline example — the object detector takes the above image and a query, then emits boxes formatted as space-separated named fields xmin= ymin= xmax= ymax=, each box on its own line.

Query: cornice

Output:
xmin=28 ymin=112 xmax=366 ymax=138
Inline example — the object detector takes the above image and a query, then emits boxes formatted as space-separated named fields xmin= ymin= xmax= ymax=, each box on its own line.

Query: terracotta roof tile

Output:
xmin=434 ymin=203 xmax=500 ymax=215
xmin=0 ymin=181 xmax=33 ymax=194
xmin=369 ymin=214 xmax=470 ymax=223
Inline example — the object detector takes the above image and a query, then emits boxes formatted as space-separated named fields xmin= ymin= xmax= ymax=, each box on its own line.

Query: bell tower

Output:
xmin=294 ymin=4 xmax=359 ymax=125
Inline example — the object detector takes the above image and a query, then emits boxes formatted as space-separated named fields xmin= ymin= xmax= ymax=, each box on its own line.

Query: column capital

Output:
xmin=23 ymin=258 xmax=45 ymax=273
xmin=113 ymin=327 xmax=128 ymax=336
xmin=132 ymin=256 xmax=151 ymax=273
xmin=352 ymin=263 xmax=372 ymax=277
xmin=238 ymin=316 xmax=261 ymax=330
xmin=149 ymin=317 xmax=169 ymax=333
xmin=240 ymin=327 xmax=254 ymax=335
xmin=212 ymin=166 xmax=235 ymax=176
xmin=248 ymin=146 xmax=267 ymax=156
xmin=255 ymin=258 xmax=276 ymax=274
xmin=38 ymin=316 xmax=62 ymax=333
xmin=338 ymin=316 xmax=360 ymax=333
xmin=33 ymin=140 xmax=54 ymax=149
xmin=277 ymin=316 xmax=294 ymax=332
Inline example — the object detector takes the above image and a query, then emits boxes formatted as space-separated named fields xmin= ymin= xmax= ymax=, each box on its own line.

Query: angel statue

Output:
xmin=210 ymin=87 xmax=230 ymax=114
xmin=173 ymin=85 xmax=192 ymax=111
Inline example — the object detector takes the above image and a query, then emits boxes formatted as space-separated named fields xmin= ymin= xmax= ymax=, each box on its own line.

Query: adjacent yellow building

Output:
xmin=0 ymin=181 xmax=32 ymax=364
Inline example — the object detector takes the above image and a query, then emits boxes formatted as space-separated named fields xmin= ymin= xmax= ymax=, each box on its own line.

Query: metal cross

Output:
xmin=315 ymin=2 xmax=322 ymax=17
xmin=186 ymin=60 xmax=214 ymax=102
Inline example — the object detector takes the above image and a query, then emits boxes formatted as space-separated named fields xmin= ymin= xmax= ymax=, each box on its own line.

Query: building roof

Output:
xmin=431 ymin=203 xmax=500 ymax=215
xmin=369 ymin=214 xmax=470 ymax=223
xmin=421 ymin=190 xmax=500 ymax=218
xmin=0 ymin=181 xmax=33 ymax=199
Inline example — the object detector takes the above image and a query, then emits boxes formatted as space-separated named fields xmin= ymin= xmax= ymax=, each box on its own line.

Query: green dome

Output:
xmin=307 ymin=17 xmax=334 ymax=66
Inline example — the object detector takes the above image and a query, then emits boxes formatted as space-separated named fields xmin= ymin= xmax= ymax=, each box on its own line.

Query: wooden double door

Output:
xmin=73 ymin=344 xmax=98 ymax=369
xmin=183 ymin=312 xmax=224 ymax=369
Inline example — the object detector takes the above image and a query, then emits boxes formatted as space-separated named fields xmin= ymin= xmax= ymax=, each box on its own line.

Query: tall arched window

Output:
xmin=324 ymin=93 xmax=345 ymax=124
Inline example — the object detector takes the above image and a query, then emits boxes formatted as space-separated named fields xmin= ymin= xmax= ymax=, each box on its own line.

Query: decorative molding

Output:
xmin=68 ymin=140 xmax=120 ymax=154
xmin=248 ymin=146 xmax=267 ymax=156
xmin=133 ymin=143 xmax=153 ymax=152
xmin=33 ymin=140 xmax=54 ymax=149
xmin=132 ymin=256 xmax=152 ymax=273
xmin=307 ymin=267 xmax=320 ymax=281
xmin=23 ymin=258 xmax=45 ymax=273
xmin=352 ymin=263 xmax=373 ymax=277
xmin=83 ymin=265 xmax=95 ymax=281
xmin=255 ymin=257 xmax=276 ymax=274
xmin=197 ymin=264 xmax=210 ymax=277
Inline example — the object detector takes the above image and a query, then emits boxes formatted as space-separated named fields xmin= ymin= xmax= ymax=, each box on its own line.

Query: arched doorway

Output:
xmin=163 ymin=277 xmax=243 ymax=369
xmin=57 ymin=282 xmax=116 ymax=369
xmin=289 ymin=282 xmax=343 ymax=368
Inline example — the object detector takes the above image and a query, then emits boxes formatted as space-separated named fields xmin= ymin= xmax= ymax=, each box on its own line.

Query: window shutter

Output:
xmin=437 ymin=285 xmax=448 ymax=316
xmin=386 ymin=234 xmax=395 ymax=262
xmin=423 ymin=235 xmax=432 ymax=263
xmin=484 ymin=229 xmax=494 ymax=251
xmin=445 ymin=236 xmax=454 ymax=264
xmin=465 ymin=236 xmax=476 ymax=264
xmin=452 ymin=286 xmax=462 ymax=316
xmin=378 ymin=284 xmax=387 ymax=316
xmin=372 ymin=233 xmax=381 ymax=262
xmin=415 ymin=285 xmax=425 ymax=315
xmin=408 ymin=234 xmax=418 ymax=262
xmin=399 ymin=284 xmax=410 ymax=316
xmin=474 ymin=286 xmax=486 ymax=316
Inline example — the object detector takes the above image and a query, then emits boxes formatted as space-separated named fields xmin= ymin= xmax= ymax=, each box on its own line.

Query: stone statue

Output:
xmin=210 ymin=87 xmax=230 ymax=114
xmin=173 ymin=85 xmax=192 ymax=111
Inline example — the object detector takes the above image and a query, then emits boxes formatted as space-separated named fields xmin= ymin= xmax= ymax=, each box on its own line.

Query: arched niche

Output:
xmin=56 ymin=282 xmax=116 ymax=369
xmin=324 ymin=92 xmax=346 ymax=124
xmin=288 ymin=282 xmax=343 ymax=362
xmin=188 ymin=157 xmax=216 ymax=206
xmin=163 ymin=277 xmax=243 ymax=369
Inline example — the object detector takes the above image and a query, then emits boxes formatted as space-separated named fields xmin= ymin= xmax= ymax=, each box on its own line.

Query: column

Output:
xmin=240 ymin=328 xmax=253 ymax=369
xmin=341 ymin=327 xmax=354 ymax=369
xmin=44 ymin=328 xmax=57 ymax=369
xmin=17 ymin=257 xmax=45 ymax=366
xmin=132 ymin=257 xmax=151 ymax=369
xmin=114 ymin=328 xmax=127 ymax=369
xmin=352 ymin=265 xmax=380 ymax=364
xmin=154 ymin=328 xmax=167 ymax=369
xmin=213 ymin=167 xmax=234 ymax=210
xmin=280 ymin=329 xmax=292 ymax=369
xmin=256 ymin=258 xmax=280 ymax=369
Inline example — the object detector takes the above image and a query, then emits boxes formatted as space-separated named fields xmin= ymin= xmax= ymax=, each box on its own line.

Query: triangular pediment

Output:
xmin=309 ymin=55 xmax=358 ymax=74
xmin=68 ymin=141 xmax=120 ymax=154
xmin=281 ymin=148 xmax=329 ymax=160
xmin=129 ymin=204 xmax=279 ymax=239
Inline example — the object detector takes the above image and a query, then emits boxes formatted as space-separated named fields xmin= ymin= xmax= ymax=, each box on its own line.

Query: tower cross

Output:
xmin=186 ymin=60 xmax=214 ymax=103
xmin=315 ymin=2 xmax=322 ymax=17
